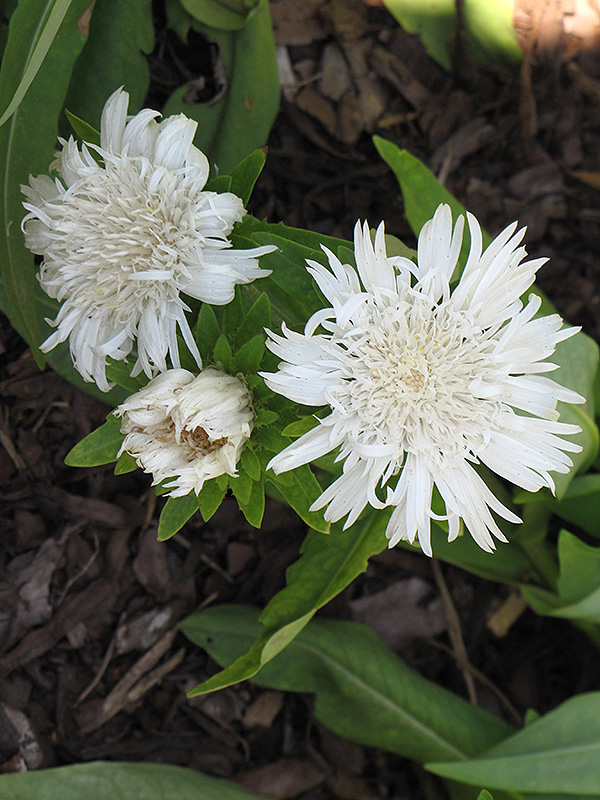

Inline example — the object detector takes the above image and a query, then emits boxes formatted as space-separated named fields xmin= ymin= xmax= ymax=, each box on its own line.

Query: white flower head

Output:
xmin=22 ymin=88 xmax=274 ymax=392
xmin=262 ymin=205 xmax=585 ymax=555
xmin=115 ymin=368 xmax=254 ymax=497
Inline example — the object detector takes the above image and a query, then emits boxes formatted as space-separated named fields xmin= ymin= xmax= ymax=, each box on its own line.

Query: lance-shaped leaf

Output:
xmin=184 ymin=512 xmax=391 ymax=695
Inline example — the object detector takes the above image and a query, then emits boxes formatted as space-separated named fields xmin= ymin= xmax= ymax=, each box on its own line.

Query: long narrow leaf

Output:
xmin=0 ymin=0 xmax=73 ymax=128
xmin=0 ymin=0 xmax=91 ymax=355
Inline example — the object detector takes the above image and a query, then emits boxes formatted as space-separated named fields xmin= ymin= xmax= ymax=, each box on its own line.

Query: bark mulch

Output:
xmin=1 ymin=2 xmax=600 ymax=799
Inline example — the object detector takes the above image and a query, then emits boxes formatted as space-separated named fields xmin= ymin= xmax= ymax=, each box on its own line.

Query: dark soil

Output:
xmin=2 ymin=2 xmax=600 ymax=799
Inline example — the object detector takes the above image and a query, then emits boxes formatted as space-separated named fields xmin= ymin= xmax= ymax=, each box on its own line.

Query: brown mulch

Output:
xmin=1 ymin=1 xmax=600 ymax=799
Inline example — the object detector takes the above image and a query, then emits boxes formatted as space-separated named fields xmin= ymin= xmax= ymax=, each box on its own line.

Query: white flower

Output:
xmin=114 ymin=368 xmax=254 ymax=497
xmin=262 ymin=205 xmax=584 ymax=555
xmin=22 ymin=88 xmax=274 ymax=392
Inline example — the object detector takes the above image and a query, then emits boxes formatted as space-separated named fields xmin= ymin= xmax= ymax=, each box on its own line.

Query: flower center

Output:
xmin=48 ymin=156 xmax=204 ymax=317
xmin=333 ymin=298 xmax=502 ymax=456
xmin=179 ymin=426 xmax=228 ymax=457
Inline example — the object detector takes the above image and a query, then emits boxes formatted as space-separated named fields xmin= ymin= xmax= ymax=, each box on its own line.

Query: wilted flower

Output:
xmin=262 ymin=205 xmax=584 ymax=555
xmin=115 ymin=368 xmax=254 ymax=497
xmin=22 ymin=88 xmax=273 ymax=392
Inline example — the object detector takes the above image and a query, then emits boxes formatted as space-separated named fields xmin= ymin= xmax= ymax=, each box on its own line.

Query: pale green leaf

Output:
xmin=0 ymin=761 xmax=268 ymax=800
xmin=158 ymin=494 xmax=199 ymax=541
xmin=65 ymin=415 xmax=123 ymax=467
xmin=182 ymin=605 xmax=514 ymax=762
xmin=427 ymin=692 xmax=600 ymax=794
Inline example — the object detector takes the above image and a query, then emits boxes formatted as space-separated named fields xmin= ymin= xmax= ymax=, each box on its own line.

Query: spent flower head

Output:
xmin=22 ymin=88 xmax=274 ymax=391
xmin=115 ymin=367 xmax=254 ymax=497
xmin=262 ymin=205 xmax=584 ymax=555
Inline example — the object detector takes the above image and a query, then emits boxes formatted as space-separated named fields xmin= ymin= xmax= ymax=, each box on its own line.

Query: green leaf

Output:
xmin=247 ymin=234 xmax=327 ymax=325
xmin=185 ymin=511 xmax=393 ymax=694
xmin=213 ymin=333 xmax=233 ymax=372
xmin=114 ymin=449 xmax=138 ymax=475
xmin=232 ymin=333 xmax=264 ymax=373
xmin=477 ymin=793 xmax=495 ymax=800
xmin=235 ymin=292 xmax=271 ymax=346
xmin=182 ymin=605 xmax=514 ymax=762
xmin=522 ymin=474 xmax=600 ymax=539
xmin=181 ymin=0 xmax=260 ymax=30
xmin=65 ymin=415 xmax=123 ymax=467
xmin=373 ymin=138 xmax=486 ymax=271
xmin=411 ymin=520 xmax=533 ymax=586
xmin=0 ymin=0 xmax=74 ymax=129
xmin=229 ymin=468 xmax=253 ymax=506
xmin=163 ymin=0 xmax=279 ymax=174
xmin=522 ymin=530 xmax=600 ymax=623
xmin=426 ymin=692 xmax=600 ymax=794
xmin=194 ymin=302 xmax=221 ymax=362
xmin=62 ymin=0 xmax=153 ymax=132
xmin=237 ymin=479 xmax=265 ymax=527
xmin=267 ymin=466 xmax=328 ymax=533
xmin=261 ymin=514 xmax=389 ymax=630
xmin=548 ymin=330 xmax=599 ymax=497
xmin=240 ymin=446 xmax=261 ymax=481
xmin=105 ymin=360 xmax=148 ymax=393
xmin=230 ymin=147 xmax=266 ymax=205
xmin=282 ymin=416 xmax=319 ymax=437
xmin=64 ymin=108 xmax=100 ymax=145
xmin=0 ymin=0 xmax=91 ymax=357
xmin=381 ymin=0 xmax=521 ymax=71
xmin=157 ymin=493 xmax=200 ymax=541
xmin=198 ymin=477 xmax=228 ymax=521
xmin=0 ymin=760 xmax=268 ymax=800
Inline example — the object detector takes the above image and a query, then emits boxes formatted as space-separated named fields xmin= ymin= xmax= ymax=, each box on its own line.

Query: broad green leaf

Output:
xmin=234 ymin=292 xmax=271 ymax=346
xmin=267 ymin=465 xmax=328 ymax=533
xmin=185 ymin=511 xmax=390 ymax=694
xmin=229 ymin=147 xmax=266 ymax=205
xmin=477 ymin=793 xmax=494 ymax=800
xmin=63 ymin=0 xmax=153 ymax=130
xmin=182 ymin=605 xmax=514 ymax=762
xmin=198 ymin=477 xmax=228 ymax=521
xmin=520 ymin=473 xmax=600 ymax=539
xmin=247 ymin=234 xmax=328 ymax=325
xmin=105 ymin=360 xmax=148 ymax=393
xmin=261 ymin=514 xmax=389 ymax=629
xmin=157 ymin=493 xmax=200 ymax=541
xmin=0 ymin=0 xmax=91 ymax=357
xmin=282 ymin=416 xmax=319 ymax=438
xmin=240 ymin=446 xmax=261 ymax=481
xmin=213 ymin=333 xmax=233 ymax=372
xmin=114 ymin=450 xmax=137 ymax=475
xmin=237 ymin=478 xmax=265 ymax=527
xmin=229 ymin=469 xmax=253 ymax=506
xmin=232 ymin=333 xmax=264 ymax=373
xmin=426 ymin=692 xmax=600 ymax=794
xmin=382 ymin=0 xmax=520 ymax=71
xmin=65 ymin=415 xmax=123 ymax=467
xmin=463 ymin=0 xmax=522 ymax=67
xmin=522 ymin=530 xmax=600 ymax=623
xmin=0 ymin=760 xmax=267 ymax=800
xmin=373 ymin=138 xmax=480 ymax=254
xmin=193 ymin=302 xmax=221 ymax=362
xmin=181 ymin=0 xmax=260 ymax=30
xmin=235 ymin=215 xmax=350 ymax=255
xmin=163 ymin=0 xmax=279 ymax=174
